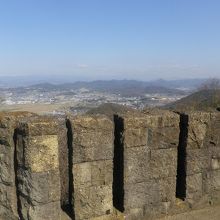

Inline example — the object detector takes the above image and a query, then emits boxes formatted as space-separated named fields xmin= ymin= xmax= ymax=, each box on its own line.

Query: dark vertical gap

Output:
xmin=176 ymin=113 xmax=188 ymax=200
xmin=113 ymin=115 xmax=124 ymax=212
xmin=59 ymin=119 xmax=70 ymax=216
xmin=61 ymin=119 xmax=74 ymax=219
xmin=13 ymin=129 xmax=23 ymax=220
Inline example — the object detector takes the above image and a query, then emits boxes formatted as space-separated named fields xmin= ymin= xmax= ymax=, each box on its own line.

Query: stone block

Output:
xmin=150 ymin=148 xmax=177 ymax=179
xmin=20 ymin=200 xmax=61 ymax=220
xmin=0 ymin=144 xmax=14 ymax=184
xmin=186 ymin=173 xmax=203 ymax=194
xmin=74 ymin=185 xmax=112 ymax=220
xmin=73 ymin=162 xmax=92 ymax=187
xmin=123 ymin=115 xmax=148 ymax=130
xmin=124 ymin=128 xmax=148 ymax=148
xmin=19 ymin=117 xmax=60 ymax=136
xmin=144 ymin=110 xmax=179 ymax=127
xmin=0 ymin=183 xmax=18 ymax=220
xmin=91 ymin=160 xmax=113 ymax=186
xmin=124 ymin=146 xmax=150 ymax=184
xmin=25 ymin=135 xmax=59 ymax=172
xmin=147 ymin=126 xmax=179 ymax=149
xmin=124 ymin=180 xmax=159 ymax=210
xmin=123 ymin=111 xmax=179 ymax=150
xmin=72 ymin=116 xmax=113 ymax=131
xmin=186 ymin=148 xmax=210 ymax=174
xmin=205 ymin=113 xmax=220 ymax=148
xmin=70 ymin=116 xmax=113 ymax=164
xmin=187 ymin=112 xmax=211 ymax=149
xmin=16 ymin=118 xmax=62 ymax=220
xmin=73 ymin=131 xmax=113 ymax=163
xmin=204 ymin=170 xmax=220 ymax=193
xmin=0 ymin=117 xmax=18 ymax=219
xmin=73 ymin=160 xmax=112 ymax=188
xmin=158 ymin=177 xmax=176 ymax=204
xmin=17 ymin=170 xmax=61 ymax=205
xmin=124 ymin=208 xmax=144 ymax=220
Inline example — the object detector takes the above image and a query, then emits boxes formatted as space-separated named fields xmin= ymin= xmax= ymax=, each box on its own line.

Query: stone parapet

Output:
xmin=0 ymin=110 xmax=219 ymax=220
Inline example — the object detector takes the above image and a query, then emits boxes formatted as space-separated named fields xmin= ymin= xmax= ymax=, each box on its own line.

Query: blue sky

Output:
xmin=0 ymin=0 xmax=220 ymax=81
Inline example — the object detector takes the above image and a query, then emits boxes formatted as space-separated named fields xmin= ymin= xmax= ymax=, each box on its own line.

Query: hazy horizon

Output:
xmin=1 ymin=0 xmax=220 ymax=80
xmin=0 ymin=74 xmax=209 ymax=88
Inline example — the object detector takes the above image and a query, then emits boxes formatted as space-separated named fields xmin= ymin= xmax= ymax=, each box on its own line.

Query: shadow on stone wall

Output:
xmin=113 ymin=115 xmax=124 ymax=212
xmin=62 ymin=119 xmax=74 ymax=219
xmin=13 ymin=128 xmax=22 ymax=220
xmin=176 ymin=113 xmax=188 ymax=200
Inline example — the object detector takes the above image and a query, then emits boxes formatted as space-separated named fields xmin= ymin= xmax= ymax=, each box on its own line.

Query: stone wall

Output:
xmin=16 ymin=116 xmax=65 ymax=220
xmin=0 ymin=112 xmax=34 ymax=220
xmin=69 ymin=115 xmax=114 ymax=220
xmin=114 ymin=110 xmax=179 ymax=219
xmin=180 ymin=112 xmax=220 ymax=208
xmin=0 ymin=114 xmax=18 ymax=220
xmin=0 ymin=110 xmax=220 ymax=220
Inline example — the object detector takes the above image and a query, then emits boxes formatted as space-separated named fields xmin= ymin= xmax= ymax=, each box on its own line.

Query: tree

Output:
xmin=198 ymin=78 xmax=220 ymax=108
xmin=198 ymin=78 xmax=220 ymax=91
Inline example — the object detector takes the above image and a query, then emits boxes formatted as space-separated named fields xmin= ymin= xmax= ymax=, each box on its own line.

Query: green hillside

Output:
xmin=164 ymin=89 xmax=220 ymax=112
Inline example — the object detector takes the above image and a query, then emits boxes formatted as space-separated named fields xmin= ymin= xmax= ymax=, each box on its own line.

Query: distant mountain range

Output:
xmin=0 ymin=76 xmax=206 ymax=89
xmin=22 ymin=80 xmax=197 ymax=97
xmin=0 ymin=78 xmax=210 ymax=99
xmin=9 ymin=78 xmax=208 ymax=97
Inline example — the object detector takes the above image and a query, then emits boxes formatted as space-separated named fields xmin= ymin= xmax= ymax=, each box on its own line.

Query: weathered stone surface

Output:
xmin=72 ymin=116 xmax=113 ymax=131
xmin=17 ymin=169 xmax=61 ymax=205
xmin=204 ymin=170 xmax=220 ymax=193
xmin=124 ymin=180 xmax=159 ymax=210
xmin=124 ymin=128 xmax=148 ymax=148
xmin=186 ymin=148 xmax=210 ymax=174
xmin=185 ymin=173 xmax=203 ymax=205
xmin=182 ymin=112 xmax=220 ymax=208
xmin=16 ymin=116 xmax=62 ymax=220
xmin=147 ymin=126 xmax=179 ymax=149
xmin=73 ymin=160 xmax=112 ymax=187
xmin=0 ymin=118 xmax=17 ymax=219
xmin=186 ymin=112 xmax=211 ymax=149
xmin=150 ymin=148 xmax=177 ymax=179
xmin=124 ymin=208 xmax=144 ymax=220
xmin=120 ymin=110 xmax=179 ymax=219
xmin=70 ymin=115 xmax=114 ymax=220
xmin=19 ymin=200 xmax=61 ymax=220
xmin=26 ymin=135 xmax=59 ymax=172
xmin=123 ymin=177 xmax=176 ymax=218
xmin=74 ymin=185 xmax=112 ymax=220
xmin=70 ymin=116 xmax=113 ymax=164
xmin=18 ymin=116 xmax=60 ymax=136
xmin=204 ymin=113 xmax=220 ymax=148
xmin=143 ymin=109 xmax=180 ymax=128
xmin=73 ymin=130 xmax=113 ymax=163
xmin=158 ymin=177 xmax=176 ymax=204
xmin=124 ymin=146 xmax=150 ymax=184
xmin=123 ymin=110 xmax=179 ymax=149
xmin=0 ymin=112 xmax=34 ymax=220
xmin=2 ymin=109 xmax=220 ymax=219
